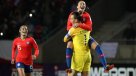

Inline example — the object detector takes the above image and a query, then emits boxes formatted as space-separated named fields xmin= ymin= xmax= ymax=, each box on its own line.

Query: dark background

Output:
xmin=0 ymin=0 xmax=136 ymax=76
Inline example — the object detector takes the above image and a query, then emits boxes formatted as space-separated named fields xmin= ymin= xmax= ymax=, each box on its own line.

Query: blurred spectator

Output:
xmin=0 ymin=0 xmax=44 ymax=40
xmin=0 ymin=0 xmax=95 ymax=43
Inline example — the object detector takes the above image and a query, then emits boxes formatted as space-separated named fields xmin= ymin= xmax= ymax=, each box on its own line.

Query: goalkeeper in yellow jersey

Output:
xmin=64 ymin=11 xmax=92 ymax=76
xmin=64 ymin=12 xmax=114 ymax=76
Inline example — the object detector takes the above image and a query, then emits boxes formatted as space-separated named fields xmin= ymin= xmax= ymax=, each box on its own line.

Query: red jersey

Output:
xmin=67 ymin=11 xmax=92 ymax=31
xmin=12 ymin=37 xmax=39 ymax=65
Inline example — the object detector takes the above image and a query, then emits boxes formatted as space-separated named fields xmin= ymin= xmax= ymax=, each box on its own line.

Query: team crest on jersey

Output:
xmin=83 ymin=17 xmax=86 ymax=22
xmin=26 ymin=42 xmax=30 ymax=44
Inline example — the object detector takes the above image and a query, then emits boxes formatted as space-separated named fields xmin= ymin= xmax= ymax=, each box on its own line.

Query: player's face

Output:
xmin=19 ymin=26 xmax=28 ymax=37
xmin=77 ymin=1 xmax=86 ymax=12
xmin=70 ymin=15 xmax=77 ymax=23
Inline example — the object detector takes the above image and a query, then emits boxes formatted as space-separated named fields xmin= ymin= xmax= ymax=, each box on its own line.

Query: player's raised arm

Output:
xmin=11 ymin=40 xmax=17 ymax=64
xmin=64 ymin=28 xmax=75 ymax=42
xmin=64 ymin=33 xmax=71 ymax=42
xmin=67 ymin=13 xmax=73 ymax=31
xmin=31 ymin=37 xmax=39 ymax=59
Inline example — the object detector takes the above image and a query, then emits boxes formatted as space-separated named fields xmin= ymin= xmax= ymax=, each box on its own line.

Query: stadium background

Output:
xmin=0 ymin=0 xmax=136 ymax=76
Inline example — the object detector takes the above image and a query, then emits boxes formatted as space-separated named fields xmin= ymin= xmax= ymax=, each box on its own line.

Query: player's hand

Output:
xmin=11 ymin=59 xmax=15 ymax=64
xmin=73 ymin=23 xmax=79 ymax=28
xmin=32 ymin=55 xmax=36 ymax=60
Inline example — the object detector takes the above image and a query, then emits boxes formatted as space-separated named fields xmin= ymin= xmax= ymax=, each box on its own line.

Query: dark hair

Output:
xmin=71 ymin=11 xmax=83 ymax=22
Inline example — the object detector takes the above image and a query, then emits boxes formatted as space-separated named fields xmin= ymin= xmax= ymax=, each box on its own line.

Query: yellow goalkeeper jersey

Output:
xmin=68 ymin=27 xmax=90 ymax=55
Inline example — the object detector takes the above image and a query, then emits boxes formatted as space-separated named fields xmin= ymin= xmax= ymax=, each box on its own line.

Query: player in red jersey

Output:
xmin=67 ymin=3 xmax=92 ymax=31
xmin=65 ymin=1 xmax=114 ymax=74
xmin=11 ymin=25 xmax=39 ymax=76
xmin=66 ymin=1 xmax=92 ymax=70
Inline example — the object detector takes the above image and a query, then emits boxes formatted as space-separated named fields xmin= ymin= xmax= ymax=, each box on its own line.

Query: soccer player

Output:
xmin=66 ymin=0 xmax=92 ymax=72
xmin=65 ymin=0 xmax=114 ymax=73
xmin=64 ymin=11 xmax=92 ymax=76
xmin=11 ymin=25 xmax=39 ymax=76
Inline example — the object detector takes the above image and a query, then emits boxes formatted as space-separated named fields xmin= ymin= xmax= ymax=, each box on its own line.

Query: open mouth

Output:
xmin=80 ymin=6 xmax=85 ymax=9
xmin=21 ymin=31 xmax=27 ymax=34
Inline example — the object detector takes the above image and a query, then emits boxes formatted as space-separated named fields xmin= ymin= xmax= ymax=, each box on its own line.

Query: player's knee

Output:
xmin=88 ymin=37 xmax=99 ymax=50
xmin=82 ymin=71 xmax=90 ymax=76
xmin=67 ymin=41 xmax=73 ymax=48
xmin=72 ymin=70 xmax=78 ymax=76
xmin=91 ymin=42 xmax=98 ymax=50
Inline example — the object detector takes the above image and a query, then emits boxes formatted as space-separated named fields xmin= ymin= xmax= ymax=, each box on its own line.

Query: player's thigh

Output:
xmin=82 ymin=55 xmax=91 ymax=72
xmin=17 ymin=68 xmax=25 ymax=76
xmin=16 ymin=62 xmax=25 ymax=76
xmin=88 ymin=36 xmax=98 ymax=50
xmin=91 ymin=41 xmax=98 ymax=50
xmin=67 ymin=40 xmax=73 ymax=48
xmin=81 ymin=71 xmax=90 ymax=76
xmin=71 ymin=55 xmax=85 ymax=72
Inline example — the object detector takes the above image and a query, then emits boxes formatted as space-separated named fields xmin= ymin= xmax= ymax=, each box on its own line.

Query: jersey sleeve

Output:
xmin=12 ymin=39 xmax=17 ymax=60
xmin=64 ymin=28 xmax=75 ymax=42
xmin=67 ymin=13 xmax=73 ymax=31
xmin=31 ymin=37 xmax=39 ymax=58
xmin=79 ymin=13 xmax=92 ymax=31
